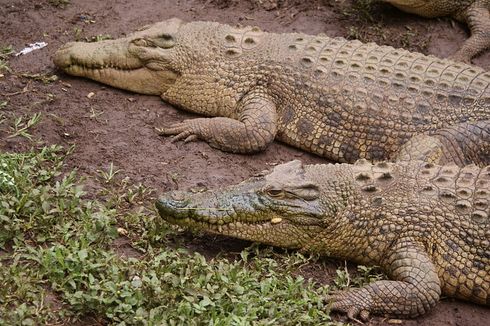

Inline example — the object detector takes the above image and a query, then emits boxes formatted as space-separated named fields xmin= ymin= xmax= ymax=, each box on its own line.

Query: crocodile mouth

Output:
xmin=156 ymin=197 xmax=324 ymax=234
xmin=162 ymin=213 xmax=288 ymax=234
xmin=63 ymin=63 xmax=143 ymax=74
xmin=54 ymin=41 xmax=177 ymax=95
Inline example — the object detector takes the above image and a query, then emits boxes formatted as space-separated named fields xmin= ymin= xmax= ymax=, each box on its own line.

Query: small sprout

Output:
xmin=8 ymin=112 xmax=42 ymax=140
xmin=88 ymin=107 xmax=104 ymax=119
xmin=97 ymin=162 xmax=121 ymax=183
xmin=0 ymin=45 xmax=14 ymax=72
xmin=73 ymin=27 xmax=83 ymax=41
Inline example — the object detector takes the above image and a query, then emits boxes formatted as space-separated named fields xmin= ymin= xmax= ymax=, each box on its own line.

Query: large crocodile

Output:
xmin=157 ymin=159 xmax=490 ymax=319
xmin=54 ymin=18 xmax=490 ymax=165
xmin=380 ymin=0 xmax=490 ymax=63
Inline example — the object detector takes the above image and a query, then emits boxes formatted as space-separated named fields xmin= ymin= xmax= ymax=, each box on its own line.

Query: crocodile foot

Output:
xmin=325 ymin=289 xmax=371 ymax=323
xmin=158 ymin=119 xmax=202 ymax=143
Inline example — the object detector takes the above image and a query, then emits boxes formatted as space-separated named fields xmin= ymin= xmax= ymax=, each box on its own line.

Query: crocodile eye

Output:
xmin=154 ymin=34 xmax=176 ymax=49
xmin=266 ymin=188 xmax=283 ymax=197
xmin=159 ymin=33 xmax=173 ymax=41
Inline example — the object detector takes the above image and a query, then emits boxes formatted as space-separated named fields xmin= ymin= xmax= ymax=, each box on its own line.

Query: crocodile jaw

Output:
xmin=53 ymin=39 xmax=177 ymax=95
xmin=156 ymin=193 xmax=311 ymax=249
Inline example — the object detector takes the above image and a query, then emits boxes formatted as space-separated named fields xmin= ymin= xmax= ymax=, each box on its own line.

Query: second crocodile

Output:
xmin=54 ymin=18 xmax=490 ymax=165
xmin=157 ymin=159 xmax=490 ymax=319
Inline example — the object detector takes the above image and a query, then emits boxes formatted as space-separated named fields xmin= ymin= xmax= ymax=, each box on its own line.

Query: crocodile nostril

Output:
xmin=170 ymin=191 xmax=186 ymax=202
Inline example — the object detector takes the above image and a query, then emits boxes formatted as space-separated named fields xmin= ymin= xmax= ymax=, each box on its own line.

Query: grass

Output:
xmin=7 ymin=112 xmax=42 ymax=140
xmin=1 ymin=144 xmax=385 ymax=325
xmin=0 ymin=45 xmax=14 ymax=72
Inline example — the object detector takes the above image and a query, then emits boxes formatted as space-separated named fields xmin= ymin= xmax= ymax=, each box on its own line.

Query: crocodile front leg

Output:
xmin=326 ymin=240 xmax=441 ymax=320
xmin=160 ymin=90 xmax=277 ymax=153
xmin=451 ymin=1 xmax=490 ymax=63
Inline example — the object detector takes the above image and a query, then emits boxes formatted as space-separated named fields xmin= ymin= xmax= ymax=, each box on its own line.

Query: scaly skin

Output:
xmin=53 ymin=19 xmax=490 ymax=165
xmin=157 ymin=159 xmax=490 ymax=319
xmin=381 ymin=0 xmax=490 ymax=62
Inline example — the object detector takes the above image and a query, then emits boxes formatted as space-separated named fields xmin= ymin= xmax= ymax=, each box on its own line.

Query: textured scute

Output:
xmin=159 ymin=160 xmax=490 ymax=317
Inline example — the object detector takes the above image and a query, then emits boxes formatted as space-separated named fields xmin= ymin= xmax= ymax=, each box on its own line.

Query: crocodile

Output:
xmin=156 ymin=159 xmax=490 ymax=319
xmin=380 ymin=0 xmax=490 ymax=63
xmin=53 ymin=18 xmax=490 ymax=165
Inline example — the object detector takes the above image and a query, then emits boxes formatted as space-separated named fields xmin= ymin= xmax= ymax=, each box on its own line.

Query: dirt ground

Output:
xmin=1 ymin=0 xmax=489 ymax=324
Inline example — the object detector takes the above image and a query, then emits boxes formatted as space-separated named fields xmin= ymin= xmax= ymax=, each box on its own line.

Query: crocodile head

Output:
xmin=157 ymin=160 xmax=353 ymax=249
xmin=53 ymin=18 xmax=185 ymax=95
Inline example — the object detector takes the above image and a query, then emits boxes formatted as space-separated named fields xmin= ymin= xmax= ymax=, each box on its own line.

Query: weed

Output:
xmin=73 ymin=27 xmax=83 ymax=41
xmin=21 ymin=73 xmax=59 ymax=84
xmin=0 ymin=45 xmax=14 ymax=72
xmin=7 ymin=112 xmax=42 ymax=140
xmin=97 ymin=162 xmax=121 ymax=183
xmin=88 ymin=107 xmax=104 ymax=119
xmin=334 ymin=263 xmax=384 ymax=290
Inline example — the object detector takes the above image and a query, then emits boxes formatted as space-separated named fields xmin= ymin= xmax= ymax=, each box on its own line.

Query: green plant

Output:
xmin=21 ymin=73 xmax=58 ymax=84
xmin=334 ymin=263 xmax=384 ymax=290
xmin=0 ymin=45 xmax=14 ymax=72
xmin=7 ymin=112 xmax=42 ymax=140
xmin=97 ymin=162 xmax=121 ymax=183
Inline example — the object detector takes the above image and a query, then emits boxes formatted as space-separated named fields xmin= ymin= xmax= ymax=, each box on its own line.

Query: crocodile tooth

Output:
xmin=271 ymin=217 xmax=282 ymax=224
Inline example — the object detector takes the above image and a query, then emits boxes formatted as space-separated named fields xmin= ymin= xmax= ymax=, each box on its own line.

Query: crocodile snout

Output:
xmin=53 ymin=42 xmax=77 ymax=68
xmin=156 ymin=191 xmax=190 ymax=218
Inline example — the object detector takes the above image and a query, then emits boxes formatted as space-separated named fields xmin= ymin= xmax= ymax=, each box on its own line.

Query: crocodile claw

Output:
xmin=158 ymin=120 xmax=201 ymax=144
xmin=325 ymin=290 xmax=371 ymax=323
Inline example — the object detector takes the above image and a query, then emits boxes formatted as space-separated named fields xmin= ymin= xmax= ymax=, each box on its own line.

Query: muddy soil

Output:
xmin=1 ymin=0 xmax=489 ymax=325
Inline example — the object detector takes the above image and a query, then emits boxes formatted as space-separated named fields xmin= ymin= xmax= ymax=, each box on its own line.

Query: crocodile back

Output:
xmin=339 ymin=160 xmax=490 ymax=304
